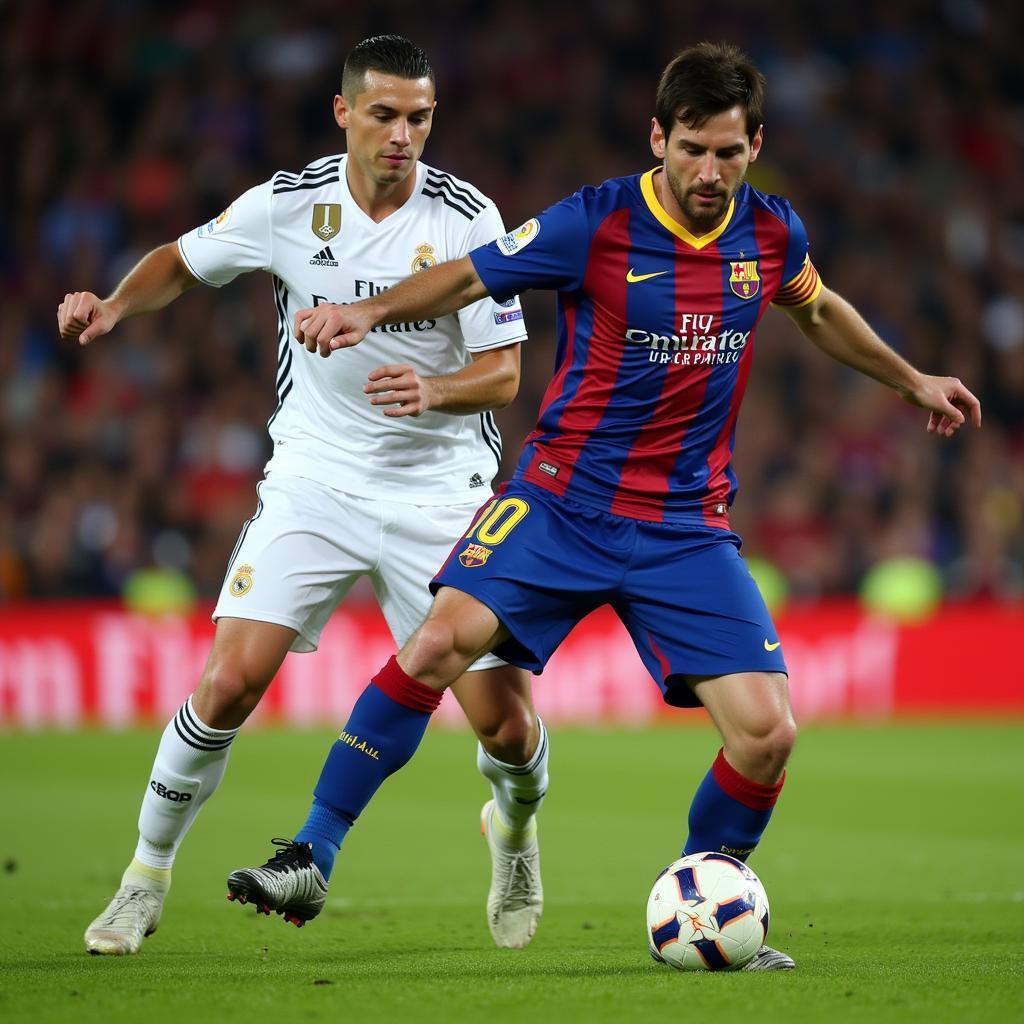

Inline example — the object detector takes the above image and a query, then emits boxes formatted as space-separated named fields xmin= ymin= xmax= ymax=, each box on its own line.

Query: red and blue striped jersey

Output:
xmin=469 ymin=170 xmax=822 ymax=524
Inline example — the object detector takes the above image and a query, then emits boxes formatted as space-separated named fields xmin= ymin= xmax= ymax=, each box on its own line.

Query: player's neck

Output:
xmin=345 ymin=161 xmax=418 ymax=223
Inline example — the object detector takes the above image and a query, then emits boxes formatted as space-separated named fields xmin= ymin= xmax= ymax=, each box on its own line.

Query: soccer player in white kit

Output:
xmin=59 ymin=35 xmax=548 ymax=956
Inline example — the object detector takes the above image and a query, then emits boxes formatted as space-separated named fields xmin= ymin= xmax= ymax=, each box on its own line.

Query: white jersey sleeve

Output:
xmin=177 ymin=182 xmax=273 ymax=287
xmin=456 ymin=203 xmax=527 ymax=352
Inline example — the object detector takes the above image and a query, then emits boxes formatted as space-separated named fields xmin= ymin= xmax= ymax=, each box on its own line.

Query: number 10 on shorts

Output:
xmin=465 ymin=497 xmax=531 ymax=546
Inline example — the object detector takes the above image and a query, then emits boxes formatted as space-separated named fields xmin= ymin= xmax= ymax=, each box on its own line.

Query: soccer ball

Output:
xmin=646 ymin=852 xmax=769 ymax=971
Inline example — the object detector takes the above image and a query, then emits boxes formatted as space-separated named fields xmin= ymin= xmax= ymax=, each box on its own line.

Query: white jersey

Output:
xmin=178 ymin=155 xmax=527 ymax=504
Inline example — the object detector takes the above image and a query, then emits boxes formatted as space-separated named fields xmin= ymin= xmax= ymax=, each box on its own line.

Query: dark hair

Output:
xmin=656 ymin=42 xmax=765 ymax=141
xmin=342 ymin=35 xmax=434 ymax=99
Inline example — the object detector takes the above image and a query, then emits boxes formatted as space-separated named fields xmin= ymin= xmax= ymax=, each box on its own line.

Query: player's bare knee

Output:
xmin=480 ymin=705 xmax=537 ymax=765
xmin=402 ymin=617 xmax=461 ymax=681
xmin=767 ymin=715 xmax=797 ymax=770
xmin=193 ymin=664 xmax=264 ymax=728
xmin=735 ymin=715 xmax=796 ymax=779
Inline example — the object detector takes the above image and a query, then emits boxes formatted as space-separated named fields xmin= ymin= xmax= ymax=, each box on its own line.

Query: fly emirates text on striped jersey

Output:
xmin=625 ymin=313 xmax=751 ymax=366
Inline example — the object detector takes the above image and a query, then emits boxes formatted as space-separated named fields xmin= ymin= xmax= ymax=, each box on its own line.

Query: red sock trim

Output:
xmin=711 ymin=748 xmax=785 ymax=811
xmin=371 ymin=656 xmax=443 ymax=714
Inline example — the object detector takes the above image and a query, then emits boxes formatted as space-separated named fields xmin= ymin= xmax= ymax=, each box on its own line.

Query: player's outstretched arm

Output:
xmin=784 ymin=286 xmax=982 ymax=437
xmin=364 ymin=344 xmax=521 ymax=418
xmin=57 ymin=243 xmax=199 ymax=345
xmin=293 ymin=256 xmax=490 ymax=358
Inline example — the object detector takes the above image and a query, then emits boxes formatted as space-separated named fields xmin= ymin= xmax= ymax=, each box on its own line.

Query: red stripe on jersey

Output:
xmin=609 ymin=233 xmax=724 ymax=520
xmin=523 ymin=295 xmax=578 ymax=496
xmin=701 ymin=208 xmax=788 ymax=524
xmin=699 ymin=338 xmax=754 ymax=527
xmin=526 ymin=208 xmax=632 ymax=496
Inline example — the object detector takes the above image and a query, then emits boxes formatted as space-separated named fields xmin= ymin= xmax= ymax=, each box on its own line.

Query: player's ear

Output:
xmin=650 ymin=117 xmax=666 ymax=159
xmin=748 ymin=125 xmax=763 ymax=163
xmin=334 ymin=94 xmax=350 ymax=130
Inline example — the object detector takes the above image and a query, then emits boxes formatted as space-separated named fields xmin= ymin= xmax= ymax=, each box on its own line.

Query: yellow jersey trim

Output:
xmin=640 ymin=169 xmax=734 ymax=250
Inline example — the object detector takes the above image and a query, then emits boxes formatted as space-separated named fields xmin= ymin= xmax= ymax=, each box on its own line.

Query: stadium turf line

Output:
xmin=1 ymin=722 xmax=1022 ymax=1023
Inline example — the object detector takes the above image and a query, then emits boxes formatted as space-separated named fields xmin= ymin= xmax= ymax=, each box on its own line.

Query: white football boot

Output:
xmin=226 ymin=839 xmax=327 ymax=927
xmin=480 ymin=799 xmax=543 ymax=949
xmin=84 ymin=866 xmax=169 ymax=955
xmin=740 ymin=945 xmax=796 ymax=970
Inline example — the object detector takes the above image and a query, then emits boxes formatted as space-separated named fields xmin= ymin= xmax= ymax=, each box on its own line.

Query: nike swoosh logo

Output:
xmin=626 ymin=268 xmax=669 ymax=283
xmin=764 ymin=639 xmax=781 ymax=652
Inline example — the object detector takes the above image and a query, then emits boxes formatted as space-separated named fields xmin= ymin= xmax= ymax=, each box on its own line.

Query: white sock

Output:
xmin=134 ymin=696 xmax=239 ymax=870
xmin=477 ymin=717 xmax=549 ymax=835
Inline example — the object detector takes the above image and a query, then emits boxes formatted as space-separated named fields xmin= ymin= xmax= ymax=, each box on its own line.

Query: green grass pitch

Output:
xmin=1 ymin=722 xmax=1022 ymax=1023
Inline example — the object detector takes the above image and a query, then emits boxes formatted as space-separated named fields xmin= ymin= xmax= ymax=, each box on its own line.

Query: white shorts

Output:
xmin=213 ymin=473 xmax=503 ymax=669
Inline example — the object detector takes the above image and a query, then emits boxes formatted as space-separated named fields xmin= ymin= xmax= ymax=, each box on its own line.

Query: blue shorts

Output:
xmin=431 ymin=481 xmax=787 ymax=708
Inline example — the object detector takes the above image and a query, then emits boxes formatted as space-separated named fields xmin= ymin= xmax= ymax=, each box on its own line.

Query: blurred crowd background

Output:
xmin=2 ymin=0 xmax=1023 ymax=603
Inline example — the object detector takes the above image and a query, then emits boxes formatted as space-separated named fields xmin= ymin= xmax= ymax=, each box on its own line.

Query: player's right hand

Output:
xmin=57 ymin=292 xmax=120 ymax=345
xmin=293 ymin=303 xmax=375 ymax=358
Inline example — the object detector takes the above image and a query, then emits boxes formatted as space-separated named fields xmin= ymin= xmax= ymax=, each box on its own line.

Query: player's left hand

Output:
xmin=364 ymin=364 xmax=437 ymax=417
xmin=904 ymin=374 xmax=982 ymax=437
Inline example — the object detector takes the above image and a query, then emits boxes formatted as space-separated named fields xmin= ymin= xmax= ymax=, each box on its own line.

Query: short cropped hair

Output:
xmin=341 ymin=35 xmax=434 ymax=99
xmin=656 ymin=42 xmax=765 ymax=141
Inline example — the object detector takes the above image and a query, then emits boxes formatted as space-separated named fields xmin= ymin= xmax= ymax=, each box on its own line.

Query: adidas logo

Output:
xmin=309 ymin=246 xmax=339 ymax=267
xmin=469 ymin=473 xmax=486 ymax=488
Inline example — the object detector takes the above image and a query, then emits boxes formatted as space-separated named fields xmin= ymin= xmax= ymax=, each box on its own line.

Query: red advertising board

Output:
xmin=0 ymin=601 xmax=1021 ymax=728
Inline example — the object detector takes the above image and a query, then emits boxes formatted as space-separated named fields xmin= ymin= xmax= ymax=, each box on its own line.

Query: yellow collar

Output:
xmin=641 ymin=168 xmax=734 ymax=250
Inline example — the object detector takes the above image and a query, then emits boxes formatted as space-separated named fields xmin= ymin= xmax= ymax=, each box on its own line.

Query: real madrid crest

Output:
xmin=411 ymin=242 xmax=438 ymax=273
xmin=229 ymin=564 xmax=254 ymax=597
xmin=729 ymin=260 xmax=761 ymax=300
xmin=311 ymin=203 xmax=342 ymax=241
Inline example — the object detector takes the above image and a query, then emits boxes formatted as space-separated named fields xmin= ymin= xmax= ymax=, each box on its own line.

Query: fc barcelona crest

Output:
xmin=458 ymin=543 xmax=493 ymax=568
xmin=729 ymin=260 xmax=760 ymax=300
xmin=311 ymin=203 xmax=341 ymax=241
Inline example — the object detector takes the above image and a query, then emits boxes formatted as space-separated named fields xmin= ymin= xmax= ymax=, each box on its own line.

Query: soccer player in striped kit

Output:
xmin=238 ymin=41 xmax=981 ymax=968
xmin=61 ymin=36 xmax=549 ymax=956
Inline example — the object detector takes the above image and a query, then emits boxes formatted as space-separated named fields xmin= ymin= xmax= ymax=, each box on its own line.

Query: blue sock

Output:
xmin=295 ymin=658 xmax=441 ymax=881
xmin=683 ymin=749 xmax=785 ymax=862
xmin=295 ymin=799 xmax=350 ymax=879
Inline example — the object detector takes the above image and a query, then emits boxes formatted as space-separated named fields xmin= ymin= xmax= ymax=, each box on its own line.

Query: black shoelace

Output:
xmin=263 ymin=838 xmax=312 ymax=873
